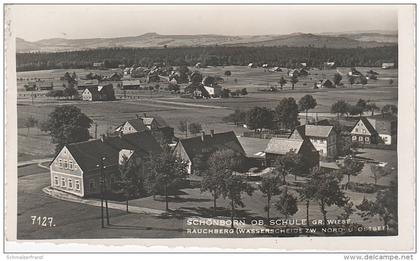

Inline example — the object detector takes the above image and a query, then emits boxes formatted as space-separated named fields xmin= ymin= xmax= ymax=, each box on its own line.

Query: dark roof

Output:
xmin=184 ymin=83 xmax=210 ymax=97
xmin=178 ymin=131 xmax=245 ymax=160
xmin=141 ymin=115 xmax=170 ymax=128
xmin=61 ymin=132 xmax=162 ymax=173
xmin=78 ymin=79 xmax=99 ymax=87
xmin=126 ymin=118 xmax=147 ymax=132
xmin=304 ymin=125 xmax=334 ymax=138
xmin=84 ymin=84 xmax=113 ymax=95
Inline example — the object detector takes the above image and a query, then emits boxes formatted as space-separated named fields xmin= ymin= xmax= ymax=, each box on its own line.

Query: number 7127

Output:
xmin=30 ymin=216 xmax=55 ymax=227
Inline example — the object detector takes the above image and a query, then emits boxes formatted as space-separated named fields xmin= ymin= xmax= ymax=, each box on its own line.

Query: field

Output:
xmin=17 ymin=65 xmax=398 ymax=162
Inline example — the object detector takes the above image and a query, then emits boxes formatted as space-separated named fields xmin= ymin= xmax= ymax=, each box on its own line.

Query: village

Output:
xmin=16 ymin=59 xmax=398 ymax=239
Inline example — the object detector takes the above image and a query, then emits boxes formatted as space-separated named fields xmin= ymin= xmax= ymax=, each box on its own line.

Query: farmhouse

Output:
xmin=237 ymin=136 xmax=270 ymax=168
xmin=264 ymin=137 xmax=319 ymax=171
xmin=184 ymin=82 xmax=210 ymax=98
xmin=173 ymin=131 xmax=245 ymax=174
xmin=93 ymin=62 xmax=105 ymax=68
xmin=288 ymin=69 xmax=300 ymax=77
xmin=248 ymin=63 xmax=257 ymax=68
xmin=323 ymin=61 xmax=336 ymax=69
xmin=122 ymin=79 xmax=141 ymax=90
xmin=204 ymin=85 xmax=222 ymax=98
xmin=35 ymin=81 xmax=54 ymax=90
xmin=351 ymin=117 xmax=379 ymax=144
xmin=382 ymin=62 xmax=395 ymax=69
xmin=82 ymin=84 xmax=115 ymax=101
xmin=77 ymin=79 xmax=99 ymax=90
xmin=115 ymin=115 xmax=174 ymax=144
xmin=316 ymin=79 xmax=334 ymax=88
xmin=49 ymin=132 xmax=162 ymax=198
xmin=367 ymin=114 xmax=397 ymax=145
xmin=269 ymin=67 xmax=282 ymax=72
xmin=290 ymin=124 xmax=337 ymax=158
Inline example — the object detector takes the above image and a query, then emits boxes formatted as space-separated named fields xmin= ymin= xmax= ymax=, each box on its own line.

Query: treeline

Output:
xmin=16 ymin=45 xmax=398 ymax=72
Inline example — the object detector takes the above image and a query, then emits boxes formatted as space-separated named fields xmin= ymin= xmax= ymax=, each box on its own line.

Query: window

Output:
xmin=352 ymin=136 xmax=357 ymax=141
xmin=54 ymin=176 xmax=59 ymax=186
xmin=63 ymin=160 xmax=68 ymax=169
xmin=75 ymin=180 xmax=80 ymax=191
xmin=383 ymin=136 xmax=388 ymax=142
xmin=74 ymin=164 xmax=78 ymax=170
xmin=359 ymin=136 xmax=363 ymax=142
xmin=362 ymin=129 xmax=366 ymax=134
xmin=355 ymin=128 xmax=359 ymax=132
xmin=69 ymin=160 xmax=73 ymax=170
xmin=68 ymin=178 xmax=73 ymax=189
xmin=58 ymin=159 xmax=62 ymax=168
xmin=365 ymin=137 xmax=370 ymax=142
xmin=61 ymin=177 xmax=66 ymax=187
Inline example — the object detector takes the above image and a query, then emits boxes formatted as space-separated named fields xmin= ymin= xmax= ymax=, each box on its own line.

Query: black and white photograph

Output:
xmin=3 ymin=3 xmax=416 ymax=254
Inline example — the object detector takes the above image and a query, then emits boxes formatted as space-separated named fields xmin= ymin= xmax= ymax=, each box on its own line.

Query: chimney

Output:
xmin=201 ymin=131 xmax=205 ymax=141
xmin=100 ymin=134 xmax=106 ymax=142
xmin=210 ymin=129 xmax=214 ymax=138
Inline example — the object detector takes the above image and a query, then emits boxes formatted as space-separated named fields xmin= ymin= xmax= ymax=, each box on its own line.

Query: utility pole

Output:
xmin=99 ymin=156 xmax=105 ymax=228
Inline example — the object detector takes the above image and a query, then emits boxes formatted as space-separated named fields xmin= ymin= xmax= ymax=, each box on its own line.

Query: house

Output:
xmin=298 ymin=68 xmax=309 ymax=76
xmin=290 ymin=124 xmax=337 ymax=159
xmin=122 ymin=79 xmax=141 ymax=90
xmin=300 ymin=62 xmax=307 ymax=68
xmin=107 ymin=72 xmax=122 ymax=81
xmin=348 ymin=68 xmax=363 ymax=76
xmin=77 ymin=79 xmax=99 ymax=90
xmin=82 ymin=84 xmax=115 ymax=101
xmin=237 ymin=136 xmax=270 ymax=168
xmin=264 ymin=137 xmax=319 ymax=171
xmin=248 ymin=63 xmax=257 ymax=68
xmin=350 ymin=117 xmax=379 ymax=144
xmin=382 ymin=63 xmax=395 ymax=69
xmin=288 ymin=69 xmax=300 ymax=77
xmin=204 ymin=85 xmax=222 ymax=98
xmin=269 ymin=67 xmax=282 ymax=72
xmin=367 ymin=114 xmax=397 ymax=145
xmin=115 ymin=115 xmax=174 ymax=144
xmin=93 ymin=62 xmax=105 ymax=68
xmin=49 ymin=132 xmax=162 ymax=197
xmin=262 ymin=64 xmax=269 ymax=68
xmin=35 ymin=81 xmax=54 ymax=90
xmin=316 ymin=79 xmax=334 ymax=88
xmin=323 ymin=61 xmax=336 ymax=69
xmin=173 ymin=131 xmax=245 ymax=174
xmin=184 ymin=82 xmax=210 ymax=98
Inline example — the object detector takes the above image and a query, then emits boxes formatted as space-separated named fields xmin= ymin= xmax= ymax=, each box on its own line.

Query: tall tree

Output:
xmin=366 ymin=102 xmax=379 ymax=116
xmin=333 ymin=73 xmax=343 ymax=86
xmin=275 ymin=188 xmax=298 ymax=220
xmin=370 ymin=165 xmax=391 ymax=186
xmin=290 ymin=76 xmax=298 ymax=90
xmin=278 ymin=77 xmax=287 ymax=90
xmin=381 ymin=104 xmax=398 ymax=116
xmin=298 ymin=95 xmax=317 ymax=122
xmin=178 ymin=120 xmax=188 ymax=137
xmin=201 ymin=149 xmax=242 ymax=217
xmin=224 ymin=70 xmax=232 ymax=79
xmin=299 ymin=173 xmax=318 ymax=224
xmin=222 ymin=109 xmax=246 ymax=126
xmin=146 ymin=147 xmax=188 ymax=211
xmin=41 ymin=105 xmax=92 ymax=152
xmin=341 ymin=156 xmax=365 ymax=185
xmin=24 ymin=116 xmax=38 ymax=136
xmin=258 ymin=175 xmax=282 ymax=220
xmin=274 ymin=97 xmax=299 ymax=130
xmin=311 ymin=170 xmax=349 ymax=226
xmin=188 ymin=122 xmax=203 ymax=136
xmin=331 ymin=100 xmax=349 ymax=120
xmin=245 ymin=106 xmax=274 ymax=132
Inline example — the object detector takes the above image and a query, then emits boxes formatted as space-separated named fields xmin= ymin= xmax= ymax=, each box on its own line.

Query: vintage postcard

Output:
xmin=3 ymin=4 xmax=416 ymax=252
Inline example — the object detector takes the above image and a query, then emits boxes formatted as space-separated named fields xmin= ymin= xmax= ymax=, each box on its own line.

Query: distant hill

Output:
xmin=16 ymin=32 xmax=397 ymax=53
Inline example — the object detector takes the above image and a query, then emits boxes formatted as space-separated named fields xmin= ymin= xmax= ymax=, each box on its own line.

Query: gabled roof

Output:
xmin=78 ymin=79 xmax=99 ymax=87
xmin=292 ymin=124 xmax=334 ymax=139
xmin=141 ymin=116 xmax=170 ymax=128
xmin=178 ymin=131 xmax=245 ymax=160
xmin=125 ymin=118 xmax=147 ymax=132
xmin=184 ymin=83 xmax=210 ymax=97
xmin=353 ymin=117 xmax=378 ymax=135
xmin=84 ymin=84 xmax=113 ymax=95
xmin=265 ymin=138 xmax=304 ymax=155
xmin=58 ymin=132 xmax=162 ymax=173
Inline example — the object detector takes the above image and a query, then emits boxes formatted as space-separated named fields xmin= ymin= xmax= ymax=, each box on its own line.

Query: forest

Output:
xmin=16 ymin=45 xmax=398 ymax=72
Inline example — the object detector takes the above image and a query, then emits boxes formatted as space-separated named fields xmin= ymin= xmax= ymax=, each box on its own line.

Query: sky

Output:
xmin=9 ymin=5 xmax=398 ymax=42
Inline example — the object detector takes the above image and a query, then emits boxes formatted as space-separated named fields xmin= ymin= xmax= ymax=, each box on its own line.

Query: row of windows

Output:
xmin=354 ymin=128 xmax=367 ymax=134
xmin=54 ymin=176 xmax=80 ymax=191
xmin=352 ymin=136 xmax=370 ymax=142
xmin=56 ymin=159 xmax=77 ymax=170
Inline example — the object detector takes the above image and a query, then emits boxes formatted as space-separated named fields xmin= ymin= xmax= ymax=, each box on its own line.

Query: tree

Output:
xmin=331 ymin=100 xmax=349 ymax=120
xmin=366 ymin=102 xmax=379 ymax=116
xmin=258 ymin=175 xmax=282 ymax=220
xmin=381 ymin=104 xmax=398 ymax=116
xmin=224 ymin=70 xmax=232 ymax=79
xmin=348 ymin=76 xmax=355 ymax=86
xmin=222 ymin=109 xmax=246 ymax=126
xmin=188 ymin=122 xmax=203 ymax=136
xmin=221 ymin=174 xmax=254 ymax=228
xmin=240 ymin=88 xmax=248 ymax=96
xmin=299 ymin=173 xmax=317 ymax=224
xmin=201 ymin=149 xmax=242 ymax=217
xmin=298 ymin=95 xmax=317 ymax=122
xmin=357 ymin=179 xmax=398 ymax=233
xmin=275 ymin=188 xmax=298 ymax=220
xmin=341 ymin=156 xmax=365 ymax=186
xmin=355 ymin=99 xmax=368 ymax=115
xmin=311 ymin=170 xmax=349 ymax=226
xmin=290 ymin=76 xmax=298 ymax=90
xmin=178 ymin=120 xmax=188 ymax=137
xmin=115 ymin=155 xmax=144 ymax=212
xmin=333 ymin=73 xmax=343 ymax=86
xmin=274 ymin=97 xmax=299 ymax=130
xmin=278 ymin=77 xmax=287 ymax=90
xmin=370 ymin=165 xmax=391 ymax=185
xmin=348 ymin=105 xmax=364 ymax=116
xmin=63 ymin=86 xmax=78 ymax=99
xmin=221 ymin=88 xmax=231 ymax=98
xmin=273 ymin=150 xmax=305 ymax=183
xmin=190 ymin=71 xmax=203 ymax=84
xmin=146 ymin=147 xmax=188 ymax=211
xmin=41 ymin=105 xmax=92 ymax=152
xmin=24 ymin=116 xmax=38 ymax=136
xmin=245 ymin=106 xmax=274 ymax=132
